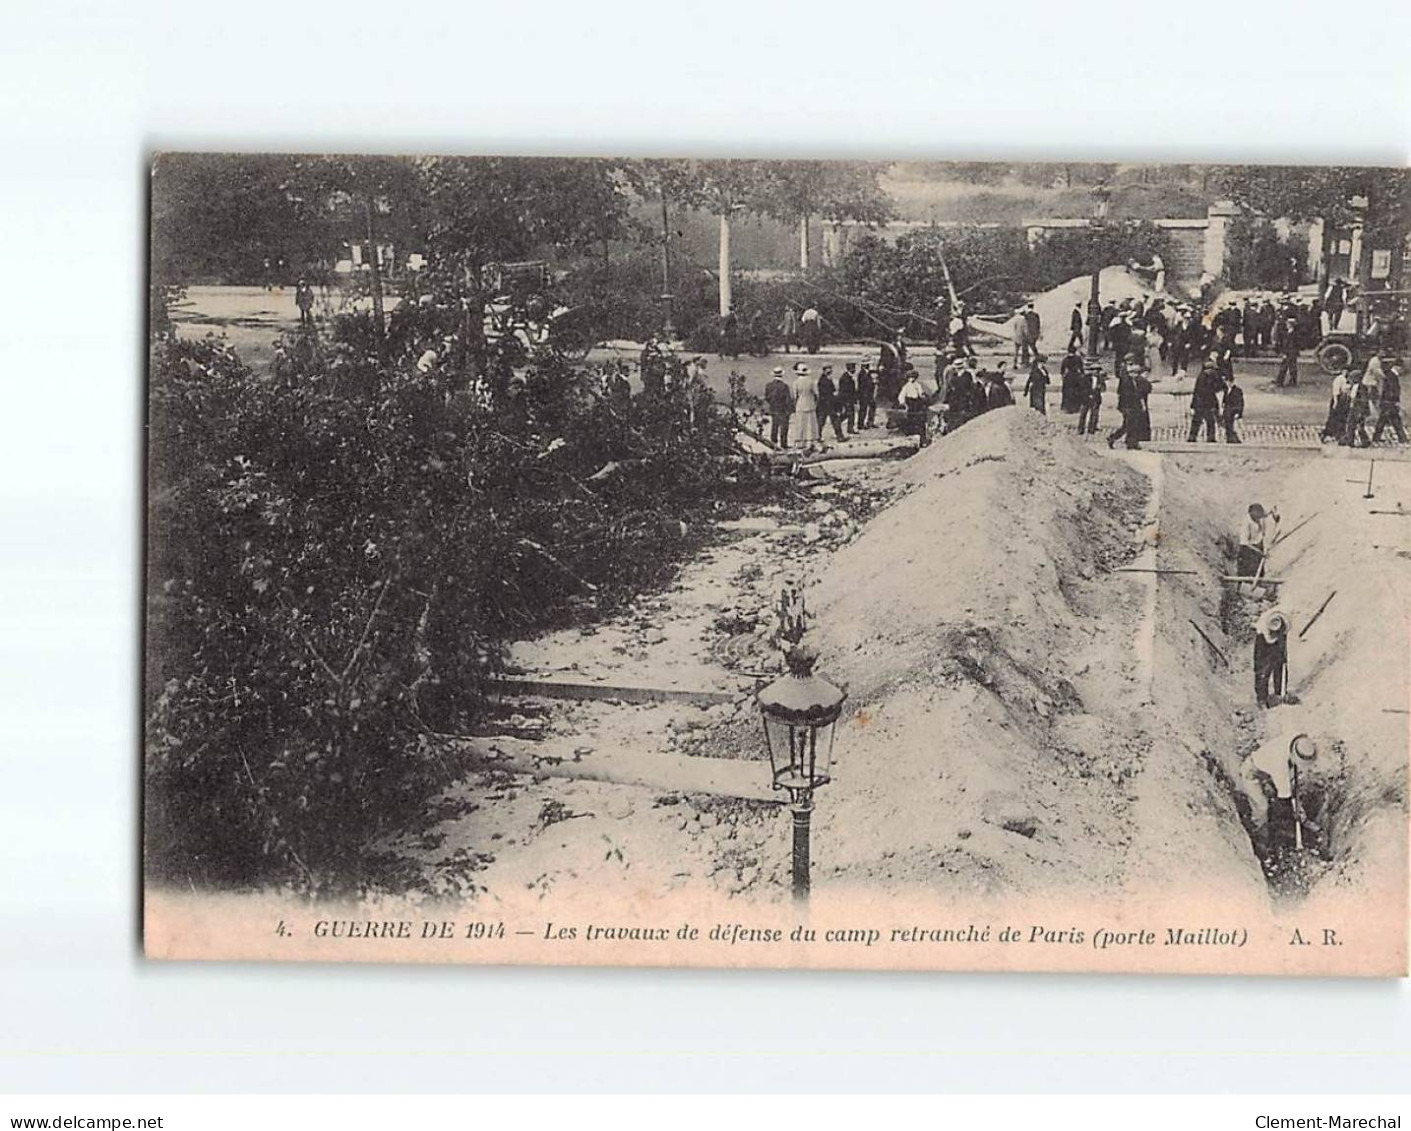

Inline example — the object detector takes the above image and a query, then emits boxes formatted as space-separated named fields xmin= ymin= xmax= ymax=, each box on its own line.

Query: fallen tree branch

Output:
xmin=517 ymin=538 xmax=599 ymax=593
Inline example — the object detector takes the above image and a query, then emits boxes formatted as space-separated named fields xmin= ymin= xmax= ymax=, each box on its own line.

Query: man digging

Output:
xmin=1252 ymin=608 xmax=1290 ymax=710
xmin=1237 ymin=503 xmax=1280 ymax=578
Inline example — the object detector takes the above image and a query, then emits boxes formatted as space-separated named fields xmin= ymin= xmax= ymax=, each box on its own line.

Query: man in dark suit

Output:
xmin=1023 ymin=302 xmax=1041 ymax=355
xmin=856 ymin=362 xmax=877 ymax=429
xmin=1188 ymin=361 xmax=1222 ymax=442
xmin=1222 ymin=374 xmax=1245 ymax=443
xmin=836 ymin=363 xmax=858 ymax=435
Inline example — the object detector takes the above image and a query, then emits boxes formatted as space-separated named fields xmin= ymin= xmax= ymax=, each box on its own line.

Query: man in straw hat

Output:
xmin=1248 ymin=731 xmax=1319 ymax=855
xmin=764 ymin=365 xmax=794 ymax=449
xmin=1253 ymin=607 xmax=1290 ymax=709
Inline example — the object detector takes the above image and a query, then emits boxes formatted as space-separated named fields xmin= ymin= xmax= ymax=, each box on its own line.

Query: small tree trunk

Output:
xmin=718 ymin=212 xmax=733 ymax=317
xmin=799 ymin=214 xmax=810 ymax=271
xmin=365 ymin=195 xmax=386 ymax=352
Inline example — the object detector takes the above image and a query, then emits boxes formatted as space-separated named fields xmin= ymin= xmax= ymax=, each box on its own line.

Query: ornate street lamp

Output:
xmin=1087 ymin=182 xmax=1113 ymax=357
xmin=757 ymin=642 xmax=847 ymax=904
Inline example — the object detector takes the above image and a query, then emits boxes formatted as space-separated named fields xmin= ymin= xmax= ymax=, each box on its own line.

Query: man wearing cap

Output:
xmin=837 ymin=362 xmax=858 ymax=437
xmin=1106 ymin=364 xmax=1141 ymax=449
xmin=985 ymin=365 xmax=1014 ymax=413
xmin=1247 ymin=731 xmax=1319 ymax=854
xmin=780 ymin=304 xmax=799 ymax=354
xmin=1222 ymin=373 xmax=1245 ymax=444
xmin=1023 ymin=303 xmax=1041 ymax=360
xmin=1188 ymin=360 xmax=1222 ymax=443
xmin=817 ymin=365 xmax=845 ymax=443
xmin=1237 ymin=503 xmax=1280 ymax=576
xmin=764 ymin=365 xmax=794 ymax=448
xmin=939 ymin=355 xmax=967 ymax=433
xmin=1168 ymin=307 xmax=1191 ymax=376
xmin=1110 ymin=311 xmax=1132 ymax=375
xmin=1373 ymin=361 xmax=1406 ymax=444
xmin=295 ymin=277 xmax=315 ymax=327
xmin=856 ymin=362 xmax=877 ymax=430
xmin=1077 ymin=359 xmax=1105 ymax=436
xmin=1253 ymin=607 xmax=1290 ymax=709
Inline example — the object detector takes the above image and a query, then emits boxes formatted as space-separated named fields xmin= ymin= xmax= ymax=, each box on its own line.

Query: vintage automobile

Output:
xmin=1315 ymin=290 xmax=1409 ymax=375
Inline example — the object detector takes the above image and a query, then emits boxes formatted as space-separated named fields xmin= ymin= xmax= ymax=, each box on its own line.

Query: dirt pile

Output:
xmin=1029 ymin=265 xmax=1161 ymax=356
xmin=812 ymin=406 xmax=1146 ymax=704
xmin=790 ymin=407 xmax=1221 ymax=897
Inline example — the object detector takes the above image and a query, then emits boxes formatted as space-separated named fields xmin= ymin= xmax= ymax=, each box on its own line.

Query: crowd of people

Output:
xmin=762 ymin=360 xmax=879 ymax=449
xmin=1321 ymin=352 xmax=1406 ymax=447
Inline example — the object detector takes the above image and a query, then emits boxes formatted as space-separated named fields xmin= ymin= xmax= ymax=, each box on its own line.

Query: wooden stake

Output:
xmin=1299 ymin=590 xmax=1338 ymax=639
xmin=1114 ymin=567 xmax=1199 ymax=576
xmin=1365 ymin=460 xmax=1376 ymax=500
xmin=1188 ymin=619 xmax=1230 ymax=668
xmin=1270 ymin=512 xmax=1318 ymax=548
xmin=1221 ymin=575 xmax=1285 ymax=584
xmin=1293 ymin=763 xmax=1304 ymax=851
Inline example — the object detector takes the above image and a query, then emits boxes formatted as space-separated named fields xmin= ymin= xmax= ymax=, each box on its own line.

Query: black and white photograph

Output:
xmin=141 ymin=155 xmax=1410 ymax=974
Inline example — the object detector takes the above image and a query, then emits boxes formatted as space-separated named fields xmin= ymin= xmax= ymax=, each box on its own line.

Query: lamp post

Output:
xmin=756 ymin=642 xmax=847 ymax=903
xmin=1087 ymin=182 xmax=1112 ymax=358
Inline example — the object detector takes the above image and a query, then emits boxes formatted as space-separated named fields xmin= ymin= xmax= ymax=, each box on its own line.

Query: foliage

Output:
xmin=1212 ymin=166 xmax=1411 ymax=240
xmin=1224 ymin=217 xmax=1306 ymax=290
xmin=806 ymin=221 xmax=1173 ymax=340
xmin=758 ymin=160 xmax=893 ymax=225
xmin=145 ymin=319 xmax=755 ymax=894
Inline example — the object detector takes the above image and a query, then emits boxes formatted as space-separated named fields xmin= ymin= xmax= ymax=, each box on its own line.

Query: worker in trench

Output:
xmin=1240 ymin=731 xmax=1329 ymax=862
xmin=1252 ymin=608 xmax=1290 ymax=709
xmin=1236 ymin=503 xmax=1280 ymax=577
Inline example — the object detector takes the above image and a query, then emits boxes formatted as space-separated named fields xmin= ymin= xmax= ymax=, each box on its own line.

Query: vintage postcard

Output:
xmin=144 ymin=155 xmax=1410 ymax=973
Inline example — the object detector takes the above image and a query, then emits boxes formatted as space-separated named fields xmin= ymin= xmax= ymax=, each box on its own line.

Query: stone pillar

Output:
xmin=1203 ymin=201 xmax=1240 ymax=281
xmin=1307 ymin=218 xmax=1326 ymax=286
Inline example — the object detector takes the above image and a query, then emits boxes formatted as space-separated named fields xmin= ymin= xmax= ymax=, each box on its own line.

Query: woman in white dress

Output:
xmin=789 ymin=366 xmax=820 ymax=447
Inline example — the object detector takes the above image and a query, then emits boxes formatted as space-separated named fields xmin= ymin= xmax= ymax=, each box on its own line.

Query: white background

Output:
xmin=2 ymin=0 xmax=1410 ymax=1096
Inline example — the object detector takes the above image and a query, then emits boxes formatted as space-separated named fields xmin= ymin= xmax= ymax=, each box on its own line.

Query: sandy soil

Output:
xmin=383 ymin=406 xmax=1409 ymax=913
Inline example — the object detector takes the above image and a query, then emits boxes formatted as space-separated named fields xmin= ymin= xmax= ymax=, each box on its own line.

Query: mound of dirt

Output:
xmin=811 ymin=406 xmax=1148 ymax=705
xmin=787 ymin=407 xmax=1220 ymax=897
xmin=1029 ymin=265 xmax=1162 ymax=357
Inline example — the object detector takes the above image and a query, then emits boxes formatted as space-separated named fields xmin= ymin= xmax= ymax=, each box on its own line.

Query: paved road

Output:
xmin=174 ymin=285 xmax=1347 ymax=437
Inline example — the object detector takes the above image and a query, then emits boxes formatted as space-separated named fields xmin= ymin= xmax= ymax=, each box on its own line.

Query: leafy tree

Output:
xmin=759 ymin=161 xmax=893 ymax=270
xmin=145 ymin=319 xmax=757 ymax=894
xmin=1211 ymin=166 xmax=1411 ymax=275
xmin=151 ymin=154 xmax=327 ymax=285
xmin=1224 ymin=216 xmax=1305 ymax=290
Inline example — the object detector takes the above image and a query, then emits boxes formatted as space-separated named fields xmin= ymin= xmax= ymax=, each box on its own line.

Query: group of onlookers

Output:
xmin=763 ymin=359 xmax=878 ymax=449
xmin=1322 ymin=352 xmax=1406 ymax=447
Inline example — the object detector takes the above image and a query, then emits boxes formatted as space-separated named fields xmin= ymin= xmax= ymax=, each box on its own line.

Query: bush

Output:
xmin=145 ymin=325 xmax=755 ymax=895
xmin=1225 ymin=216 xmax=1305 ymax=290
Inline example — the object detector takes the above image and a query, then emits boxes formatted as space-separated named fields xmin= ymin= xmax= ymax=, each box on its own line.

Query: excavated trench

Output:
xmin=1149 ymin=453 xmax=1408 ymax=906
xmin=792 ymin=411 xmax=1404 ymax=908
xmin=403 ymin=412 xmax=1404 ymax=916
